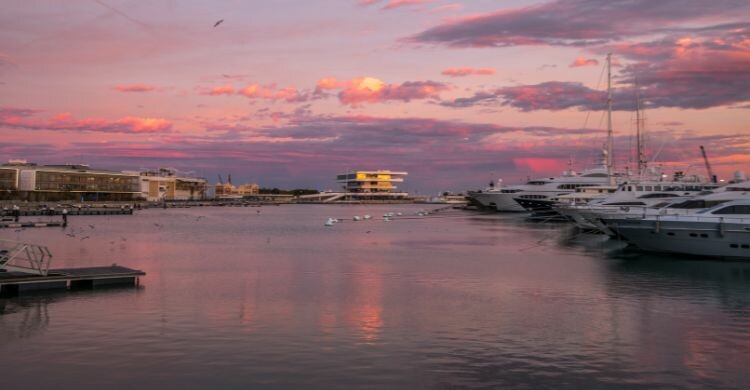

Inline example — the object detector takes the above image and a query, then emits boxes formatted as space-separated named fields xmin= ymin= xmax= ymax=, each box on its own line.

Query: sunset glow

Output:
xmin=1 ymin=0 xmax=748 ymax=191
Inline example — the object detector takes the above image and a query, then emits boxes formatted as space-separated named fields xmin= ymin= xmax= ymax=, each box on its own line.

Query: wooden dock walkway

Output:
xmin=0 ymin=265 xmax=145 ymax=295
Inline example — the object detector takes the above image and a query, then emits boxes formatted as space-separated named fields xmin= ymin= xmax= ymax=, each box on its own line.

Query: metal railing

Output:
xmin=0 ymin=239 xmax=53 ymax=276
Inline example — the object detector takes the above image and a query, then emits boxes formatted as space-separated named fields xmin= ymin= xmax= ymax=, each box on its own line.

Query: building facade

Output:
xmin=135 ymin=168 xmax=208 ymax=202
xmin=3 ymin=161 xmax=140 ymax=202
xmin=215 ymin=182 xmax=260 ymax=199
xmin=0 ymin=167 xmax=20 ymax=200
xmin=336 ymin=170 xmax=408 ymax=193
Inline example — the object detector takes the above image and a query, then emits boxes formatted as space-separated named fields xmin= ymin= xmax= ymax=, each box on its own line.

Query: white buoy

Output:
xmin=396 ymin=212 xmax=402 ymax=216
xmin=353 ymin=216 xmax=362 ymax=221
xmin=325 ymin=217 xmax=336 ymax=226
xmin=363 ymin=214 xmax=372 ymax=220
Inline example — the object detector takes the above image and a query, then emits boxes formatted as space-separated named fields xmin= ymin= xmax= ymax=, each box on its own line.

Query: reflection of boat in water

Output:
xmin=602 ymin=199 xmax=750 ymax=259
xmin=0 ymin=295 xmax=51 ymax=339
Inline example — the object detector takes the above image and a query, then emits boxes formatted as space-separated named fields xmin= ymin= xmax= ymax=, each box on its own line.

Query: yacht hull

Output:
xmin=469 ymin=192 xmax=526 ymax=212
xmin=603 ymin=219 xmax=750 ymax=259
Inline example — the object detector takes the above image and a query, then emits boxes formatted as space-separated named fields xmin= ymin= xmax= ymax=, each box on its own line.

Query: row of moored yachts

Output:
xmin=467 ymin=166 xmax=750 ymax=259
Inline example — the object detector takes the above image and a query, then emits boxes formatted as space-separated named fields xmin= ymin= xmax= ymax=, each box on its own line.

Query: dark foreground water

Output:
xmin=1 ymin=205 xmax=749 ymax=389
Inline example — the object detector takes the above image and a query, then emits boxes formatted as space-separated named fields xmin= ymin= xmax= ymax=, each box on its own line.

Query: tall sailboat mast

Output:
xmin=606 ymin=53 xmax=615 ymax=186
xmin=635 ymin=77 xmax=646 ymax=176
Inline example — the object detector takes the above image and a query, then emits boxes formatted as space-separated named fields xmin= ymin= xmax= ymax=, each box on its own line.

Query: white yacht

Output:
xmin=555 ymin=175 xmax=720 ymax=230
xmin=467 ymin=180 xmax=526 ymax=212
xmin=601 ymin=199 xmax=750 ymax=259
xmin=511 ymin=164 xmax=615 ymax=211
xmin=580 ymin=177 xmax=747 ymax=234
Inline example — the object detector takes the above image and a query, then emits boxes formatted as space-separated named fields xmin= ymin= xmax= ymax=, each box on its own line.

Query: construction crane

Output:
xmin=217 ymin=174 xmax=224 ymax=185
xmin=699 ymin=145 xmax=717 ymax=183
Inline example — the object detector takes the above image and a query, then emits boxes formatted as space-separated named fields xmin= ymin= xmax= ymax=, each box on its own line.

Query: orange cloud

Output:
xmin=332 ymin=77 xmax=448 ymax=106
xmin=569 ymin=57 xmax=599 ymax=67
xmin=235 ymin=84 xmax=309 ymax=102
xmin=441 ymin=67 xmax=496 ymax=77
xmin=203 ymin=85 xmax=235 ymax=95
xmin=116 ymin=117 xmax=172 ymax=133
xmin=316 ymin=77 xmax=344 ymax=90
xmin=113 ymin=84 xmax=156 ymax=92
xmin=239 ymin=84 xmax=276 ymax=99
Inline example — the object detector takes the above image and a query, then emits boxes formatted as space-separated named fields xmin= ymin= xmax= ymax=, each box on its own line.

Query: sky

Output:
xmin=1 ymin=0 xmax=749 ymax=193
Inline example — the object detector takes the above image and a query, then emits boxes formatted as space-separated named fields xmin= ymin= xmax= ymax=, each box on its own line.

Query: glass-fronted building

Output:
xmin=336 ymin=170 xmax=408 ymax=193
xmin=0 ymin=167 xmax=19 ymax=200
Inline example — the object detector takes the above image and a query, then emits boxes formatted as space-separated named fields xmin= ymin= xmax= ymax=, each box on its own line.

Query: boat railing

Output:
xmin=653 ymin=215 xmax=750 ymax=224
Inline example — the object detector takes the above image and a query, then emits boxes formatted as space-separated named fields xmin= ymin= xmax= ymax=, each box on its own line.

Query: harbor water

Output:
xmin=1 ymin=204 xmax=749 ymax=389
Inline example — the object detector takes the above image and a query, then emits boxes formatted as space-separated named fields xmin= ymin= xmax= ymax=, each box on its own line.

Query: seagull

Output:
xmin=213 ymin=19 xmax=224 ymax=28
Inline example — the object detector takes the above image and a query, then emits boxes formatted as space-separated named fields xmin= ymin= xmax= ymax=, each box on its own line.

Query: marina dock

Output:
xmin=0 ymin=239 xmax=145 ymax=295
xmin=0 ymin=265 xmax=145 ymax=295
xmin=0 ymin=221 xmax=66 ymax=229
xmin=1 ymin=207 xmax=134 ymax=217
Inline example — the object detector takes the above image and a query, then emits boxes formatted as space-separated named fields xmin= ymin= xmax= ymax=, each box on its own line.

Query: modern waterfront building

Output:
xmin=133 ymin=168 xmax=208 ymax=202
xmin=298 ymin=170 xmax=409 ymax=203
xmin=336 ymin=170 xmax=408 ymax=193
xmin=2 ymin=160 xmax=140 ymax=202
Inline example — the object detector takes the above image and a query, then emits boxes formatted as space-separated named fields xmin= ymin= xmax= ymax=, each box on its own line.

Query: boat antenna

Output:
xmin=606 ymin=53 xmax=615 ymax=186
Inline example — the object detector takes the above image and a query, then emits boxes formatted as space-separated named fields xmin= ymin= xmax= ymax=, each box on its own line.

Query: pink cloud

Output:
xmin=382 ymin=0 xmax=435 ymax=10
xmin=444 ymin=28 xmax=750 ymax=111
xmin=569 ymin=57 xmax=599 ymax=67
xmin=360 ymin=0 xmax=436 ymax=10
xmin=441 ymin=67 xmax=496 ymax=77
xmin=410 ymin=0 xmax=749 ymax=48
xmin=113 ymin=84 xmax=156 ymax=92
xmin=0 ymin=107 xmax=172 ymax=133
xmin=432 ymin=3 xmax=463 ymax=13
xmin=4 ymin=113 xmax=748 ymax=191
xmin=0 ymin=51 xmax=17 ymax=67
xmin=513 ymin=157 xmax=567 ymax=173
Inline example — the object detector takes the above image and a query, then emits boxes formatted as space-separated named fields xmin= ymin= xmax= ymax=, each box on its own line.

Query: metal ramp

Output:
xmin=0 ymin=239 xmax=53 ymax=276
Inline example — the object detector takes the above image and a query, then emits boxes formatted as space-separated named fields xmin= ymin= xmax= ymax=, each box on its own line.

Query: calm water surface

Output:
xmin=1 ymin=205 xmax=749 ymax=389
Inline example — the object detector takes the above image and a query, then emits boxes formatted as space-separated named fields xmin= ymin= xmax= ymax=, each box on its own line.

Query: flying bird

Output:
xmin=213 ymin=19 xmax=224 ymax=28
